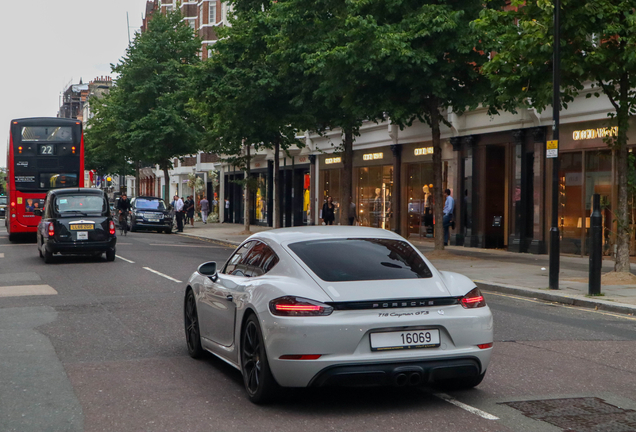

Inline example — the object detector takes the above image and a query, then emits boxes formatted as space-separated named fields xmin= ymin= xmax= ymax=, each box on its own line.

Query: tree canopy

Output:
xmin=476 ymin=0 xmax=636 ymax=271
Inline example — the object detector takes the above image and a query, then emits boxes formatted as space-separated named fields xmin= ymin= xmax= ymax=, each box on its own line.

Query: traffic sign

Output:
xmin=547 ymin=140 xmax=558 ymax=158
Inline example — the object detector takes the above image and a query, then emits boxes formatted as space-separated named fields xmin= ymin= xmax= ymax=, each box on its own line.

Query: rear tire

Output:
xmin=106 ymin=249 xmax=116 ymax=262
xmin=165 ymin=227 xmax=172 ymax=234
xmin=241 ymin=314 xmax=279 ymax=404
xmin=184 ymin=290 xmax=204 ymax=359
xmin=43 ymin=248 xmax=53 ymax=264
xmin=433 ymin=372 xmax=486 ymax=391
xmin=9 ymin=233 xmax=16 ymax=242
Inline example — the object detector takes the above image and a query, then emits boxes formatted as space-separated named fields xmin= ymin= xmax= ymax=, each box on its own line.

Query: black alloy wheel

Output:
xmin=184 ymin=290 xmax=204 ymax=359
xmin=241 ymin=315 xmax=278 ymax=404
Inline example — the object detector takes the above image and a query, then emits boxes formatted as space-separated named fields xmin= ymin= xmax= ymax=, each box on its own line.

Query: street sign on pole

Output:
xmin=546 ymin=140 xmax=559 ymax=158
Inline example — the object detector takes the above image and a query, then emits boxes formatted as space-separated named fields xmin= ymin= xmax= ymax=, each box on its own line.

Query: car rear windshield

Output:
xmin=0 ymin=197 xmax=6 ymax=205
xmin=287 ymin=238 xmax=433 ymax=282
xmin=55 ymin=195 xmax=106 ymax=215
xmin=135 ymin=198 xmax=166 ymax=210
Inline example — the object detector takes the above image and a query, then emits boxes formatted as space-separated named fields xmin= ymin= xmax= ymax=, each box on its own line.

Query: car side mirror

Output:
xmin=34 ymin=209 xmax=43 ymax=217
xmin=198 ymin=261 xmax=218 ymax=281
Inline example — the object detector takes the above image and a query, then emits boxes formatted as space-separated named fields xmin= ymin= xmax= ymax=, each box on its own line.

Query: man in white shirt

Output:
xmin=173 ymin=194 xmax=184 ymax=232
xmin=443 ymin=189 xmax=455 ymax=246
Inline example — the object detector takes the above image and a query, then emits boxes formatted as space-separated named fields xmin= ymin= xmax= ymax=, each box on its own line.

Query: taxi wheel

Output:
xmin=106 ymin=249 xmax=116 ymax=262
xmin=43 ymin=248 xmax=53 ymax=264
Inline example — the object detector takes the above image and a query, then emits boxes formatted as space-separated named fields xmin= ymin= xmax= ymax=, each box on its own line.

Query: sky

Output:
xmin=0 ymin=0 xmax=150 ymax=167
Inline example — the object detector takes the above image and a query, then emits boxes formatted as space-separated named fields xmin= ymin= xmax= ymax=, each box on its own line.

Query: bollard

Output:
xmin=588 ymin=193 xmax=602 ymax=295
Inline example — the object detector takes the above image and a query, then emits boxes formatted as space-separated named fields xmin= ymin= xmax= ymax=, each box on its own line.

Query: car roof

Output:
xmin=48 ymin=188 xmax=106 ymax=197
xmin=252 ymin=226 xmax=404 ymax=245
xmin=134 ymin=196 xmax=163 ymax=200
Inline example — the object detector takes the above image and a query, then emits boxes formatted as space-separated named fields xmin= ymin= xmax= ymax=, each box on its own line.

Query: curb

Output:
xmin=475 ymin=280 xmax=636 ymax=316
xmin=175 ymin=232 xmax=241 ymax=248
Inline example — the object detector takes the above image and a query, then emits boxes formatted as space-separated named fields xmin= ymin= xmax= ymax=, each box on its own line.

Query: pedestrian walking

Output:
xmin=200 ymin=196 xmax=209 ymax=224
xmin=443 ymin=188 xmax=455 ymax=246
xmin=321 ymin=196 xmax=336 ymax=225
xmin=186 ymin=195 xmax=195 ymax=227
xmin=174 ymin=195 xmax=184 ymax=232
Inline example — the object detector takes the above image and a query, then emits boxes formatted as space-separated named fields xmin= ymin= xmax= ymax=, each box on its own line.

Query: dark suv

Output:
xmin=130 ymin=196 xmax=173 ymax=233
xmin=37 ymin=188 xmax=117 ymax=263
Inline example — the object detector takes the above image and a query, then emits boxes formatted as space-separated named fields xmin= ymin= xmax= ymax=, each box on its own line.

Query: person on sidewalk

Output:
xmin=186 ymin=195 xmax=195 ymax=227
xmin=200 ymin=196 xmax=209 ymax=224
xmin=322 ymin=196 xmax=335 ymax=225
xmin=443 ymin=189 xmax=455 ymax=246
xmin=174 ymin=195 xmax=184 ymax=232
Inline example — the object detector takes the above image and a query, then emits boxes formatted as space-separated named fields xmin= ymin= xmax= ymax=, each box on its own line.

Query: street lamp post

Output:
xmin=549 ymin=0 xmax=561 ymax=290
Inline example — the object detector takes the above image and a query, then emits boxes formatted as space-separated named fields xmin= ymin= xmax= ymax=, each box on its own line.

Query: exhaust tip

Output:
xmin=408 ymin=372 xmax=422 ymax=386
xmin=394 ymin=373 xmax=408 ymax=387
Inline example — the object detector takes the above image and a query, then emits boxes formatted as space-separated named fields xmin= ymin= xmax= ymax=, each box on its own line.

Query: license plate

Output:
xmin=147 ymin=218 xmax=160 ymax=222
xmin=76 ymin=231 xmax=88 ymax=240
xmin=70 ymin=224 xmax=94 ymax=230
xmin=370 ymin=329 xmax=440 ymax=351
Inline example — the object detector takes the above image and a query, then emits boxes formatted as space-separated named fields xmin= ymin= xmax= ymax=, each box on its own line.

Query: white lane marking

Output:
xmin=433 ymin=393 xmax=499 ymax=420
xmin=143 ymin=267 xmax=182 ymax=283
xmin=115 ymin=255 xmax=135 ymax=264
xmin=0 ymin=285 xmax=58 ymax=297
xmin=0 ymin=253 xmax=4 ymax=258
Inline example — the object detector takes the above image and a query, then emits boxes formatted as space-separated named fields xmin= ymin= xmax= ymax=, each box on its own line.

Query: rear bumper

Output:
xmin=46 ymin=238 xmax=116 ymax=254
xmin=309 ymin=357 xmax=482 ymax=387
xmin=133 ymin=220 xmax=172 ymax=230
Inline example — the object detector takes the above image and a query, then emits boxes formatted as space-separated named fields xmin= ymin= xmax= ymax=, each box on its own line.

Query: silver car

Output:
xmin=184 ymin=226 xmax=493 ymax=403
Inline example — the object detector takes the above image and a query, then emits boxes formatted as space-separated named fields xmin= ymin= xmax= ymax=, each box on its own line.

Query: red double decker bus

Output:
xmin=5 ymin=118 xmax=85 ymax=241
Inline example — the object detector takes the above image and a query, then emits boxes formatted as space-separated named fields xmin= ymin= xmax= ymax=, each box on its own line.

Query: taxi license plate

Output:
xmin=70 ymin=224 xmax=94 ymax=230
xmin=370 ymin=329 xmax=440 ymax=351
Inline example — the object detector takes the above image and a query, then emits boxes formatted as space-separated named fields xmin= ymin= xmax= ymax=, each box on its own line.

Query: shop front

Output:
xmin=451 ymin=128 xmax=546 ymax=252
xmin=556 ymin=121 xmax=630 ymax=256
xmin=354 ymin=149 xmax=394 ymax=230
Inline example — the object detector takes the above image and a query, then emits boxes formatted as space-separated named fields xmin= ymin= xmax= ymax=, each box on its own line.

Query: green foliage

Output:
xmin=87 ymin=10 xmax=203 ymax=176
xmin=191 ymin=2 xmax=303 ymax=167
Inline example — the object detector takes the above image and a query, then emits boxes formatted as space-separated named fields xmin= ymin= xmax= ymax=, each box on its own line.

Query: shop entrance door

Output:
xmin=484 ymin=146 xmax=506 ymax=248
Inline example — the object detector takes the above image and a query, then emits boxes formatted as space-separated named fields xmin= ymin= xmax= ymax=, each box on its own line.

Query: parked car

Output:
xmin=130 ymin=196 xmax=173 ymax=233
xmin=36 ymin=188 xmax=117 ymax=263
xmin=183 ymin=226 xmax=493 ymax=403
xmin=0 ymin=195 xmax=7 ymax=218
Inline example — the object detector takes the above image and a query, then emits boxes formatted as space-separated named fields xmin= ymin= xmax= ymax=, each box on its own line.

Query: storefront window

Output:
xmin=356 ymin=166 xmax=393 ymax=230
xmin=406 ymin=163 xmax=435 ymax=237
xmin=254 ymin=173 xmax=268 ymax=224
xmin=586 ymin=150 xmax=612 ymax=254
xmin=558 ymin=152 xmax=583 ymax=254
xmin=321 ymin=169 xmax=341 ymax=221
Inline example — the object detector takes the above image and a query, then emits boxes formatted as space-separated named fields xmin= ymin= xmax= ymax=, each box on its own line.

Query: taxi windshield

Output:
xmin=55 ymin=195 xmax=106 ymax=215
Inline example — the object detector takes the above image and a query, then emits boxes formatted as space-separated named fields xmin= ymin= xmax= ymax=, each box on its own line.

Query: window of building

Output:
xmin=209 ymin=1 xmax=217 ymax=24
xmin=355 ymin=165 xmax=393 ymax=230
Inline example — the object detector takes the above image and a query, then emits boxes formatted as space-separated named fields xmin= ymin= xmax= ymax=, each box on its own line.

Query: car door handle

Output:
xmin=226 ymin=294 xmax=233 ymax=302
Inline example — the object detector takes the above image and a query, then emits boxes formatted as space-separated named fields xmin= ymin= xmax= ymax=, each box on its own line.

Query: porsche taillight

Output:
xmin=47 ymin=222 xmax=55 ymax=237
xmin=109 ymin=220 xmax=115 ymax=235
xmin=461 ymin=288 xmax=486 ymax=309
xmin=269 ymin=296 xmax=334 ymax=317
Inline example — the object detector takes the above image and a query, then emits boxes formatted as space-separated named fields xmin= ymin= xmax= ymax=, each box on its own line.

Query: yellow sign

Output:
xmin=414 ymin=147 xmax=434 ymax=156
xmin=325 ymin=157 xmax=341 ymax=165
xmin=363 ymin=152 xmax=384 ymax=161
xmin=546 ymin=140 xmax=558 ymax=159
xmin=573 ymin=126 xmax=618 ymax=141
xmin=17 ymin=197 xmax=23 ymax=204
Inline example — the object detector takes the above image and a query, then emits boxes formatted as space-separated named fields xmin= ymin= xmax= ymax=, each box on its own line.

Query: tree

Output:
xmin=89 ymin=10 xmax=202 ymax=198
xmin=192 ymin=1 xmax=304 ymax=232
xmin=268 ymin=0 xmax=492 ymax=247
xmin=476 ymin=0 xmax=636 ymax=272
xmin=267 ymin=0 xmax=387 ymax=225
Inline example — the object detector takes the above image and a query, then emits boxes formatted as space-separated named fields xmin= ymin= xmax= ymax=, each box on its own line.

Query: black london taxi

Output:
xmin=36 ymin=188 xmax=117 ymax=263
xmin=130 ymin=196 xmax=173 ymax=233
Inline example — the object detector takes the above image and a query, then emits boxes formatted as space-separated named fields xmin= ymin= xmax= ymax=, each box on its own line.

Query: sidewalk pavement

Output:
xmin=178 ymin=222 xmax=636 ymax=315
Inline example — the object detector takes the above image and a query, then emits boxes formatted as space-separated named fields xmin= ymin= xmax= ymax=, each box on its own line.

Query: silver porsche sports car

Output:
xmin=184 ymin=226 xmax=493 ymax=403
